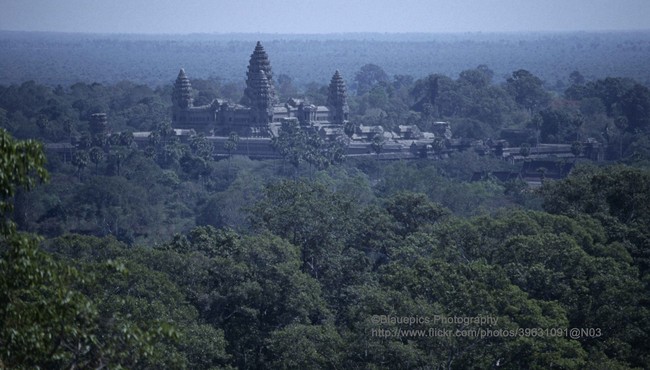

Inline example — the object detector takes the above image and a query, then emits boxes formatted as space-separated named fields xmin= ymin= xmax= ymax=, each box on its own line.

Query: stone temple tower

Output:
xmin=327 ymin=70 xmax=349 ymax=125
xmin=172 ymin=68 xmax=193 ymax=109
xmin=172 ymin=68 xmax=193 ymax=128
xmin=247 ymin=69 xmax=273 ymax=126
xmin=242 ymin=41 xmax=277 ymax=109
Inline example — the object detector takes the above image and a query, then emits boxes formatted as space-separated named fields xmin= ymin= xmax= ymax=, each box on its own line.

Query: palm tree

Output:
xmin=89 ymin=146 xmax=104 ymax=174
xmin=63 ymin=119 xmax=74 ymax=144
xmin=572 ymin=115 xmax=584 ymax=141
xmin=615 ymin=116 xmax=628 ymax=159
xmin=224 ymin=132 xmax=239 ymax=179
xmin=72 ymin=150 xmax=89 ymax=181
xmin=371 ymin=133 xmax=385 ymax=158
xmin=119 ymin=131 xmax=134 ymax=147
xmin=536 ymin=167 xmax=548 ymax=183
xmin=571 ymin=141 xmax=583 ymax=162
xmin=431 ymin=137 xmax=446 ymax=153
xmin=519 ymin=143 xmax=531 ymax=159
xmin=224 ymin=132 xmax=239 ymax=160
xmin=110 ymin=148 xmax=127 ymax=176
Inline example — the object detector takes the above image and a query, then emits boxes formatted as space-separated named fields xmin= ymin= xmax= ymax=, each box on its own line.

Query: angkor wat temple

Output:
xmin=43 ymin=40 xmax=601 ymax=186
xmin=171 ymin=41 xmax=349 ymax=139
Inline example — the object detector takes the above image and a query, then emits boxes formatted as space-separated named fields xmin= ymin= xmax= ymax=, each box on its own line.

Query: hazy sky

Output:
xmin=1 ymin=0 xmax=649 ymax=34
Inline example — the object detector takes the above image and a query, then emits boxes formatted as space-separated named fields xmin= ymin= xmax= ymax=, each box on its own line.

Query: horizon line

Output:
xmin=2 ymin=28 xmax=650 ymax=38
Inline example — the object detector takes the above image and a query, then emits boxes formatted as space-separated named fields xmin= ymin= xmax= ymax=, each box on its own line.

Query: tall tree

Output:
xmin=371 ymin=132 xmax=385 ymax=158
xmin=0 ymin=128 xmax=48 ymax=232
xmin=506 ymin=69 xmax=550 ymax=112
xmin=0 ymin=130 xmax=175 ymax=368
xmin=249 ymin=180 xmax=356 ymax=282
xmin=354 ymin=63 xmax=389 ymax=96
xmin=72 ymin=150 xmax=89 ymax=181
xmin=88 ymin=146 xmax=104 ymax=174
xmin=224 ymin=132 xmax=239 ymax=159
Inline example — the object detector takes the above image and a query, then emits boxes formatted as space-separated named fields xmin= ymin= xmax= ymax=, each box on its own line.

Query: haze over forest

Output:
xmin=3 ymin=0 xmax=649 ymax=34
xmin=3 ymin=0 xmax=648 ymax=88
xmin=1 ymin=30 xmax=650 ymax=90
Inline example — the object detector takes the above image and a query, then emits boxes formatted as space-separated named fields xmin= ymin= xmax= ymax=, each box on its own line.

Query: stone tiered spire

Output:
xmin=248 ymin=69 xmax=272 ymax=124
xmin=250 ymin=70 xmax=271 ymax=107
xmin=327 ymin=70 xmax=349 ymax=124
xmin=242 ymin=41 xmax=277 ymax=106
xmin=172 ymin=68 xmax=193 ymax=109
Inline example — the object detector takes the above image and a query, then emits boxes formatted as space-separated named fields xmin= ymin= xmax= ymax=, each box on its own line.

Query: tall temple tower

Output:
xmin=172 ymin=68 xmax=193 ymax=128
xmin=172 ymin=68 xmax=193 ymax=109
xmin=242 ymin=42 xmax=277 ymax=109
xmin=327 ymin=70 xmax=349 ymax=125
xmin=247 ymin=69 xmax=273 ymax=127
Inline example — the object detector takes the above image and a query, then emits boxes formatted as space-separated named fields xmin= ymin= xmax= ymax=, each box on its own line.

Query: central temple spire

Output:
xmin=242 ymin=41 xmax=277 ymax=107
xmin=172 ymin=68 xmax=193 ymax=109
xmin=327 ymin=70 xmax=349 ymax=124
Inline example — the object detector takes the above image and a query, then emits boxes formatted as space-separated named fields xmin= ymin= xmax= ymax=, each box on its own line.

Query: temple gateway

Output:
xmin=171 ymin=41 xmax=349 ymax=139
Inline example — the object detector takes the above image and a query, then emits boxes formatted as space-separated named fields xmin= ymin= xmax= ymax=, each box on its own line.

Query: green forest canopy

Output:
xmin=1 ymin=128 xmax=650 ymax=368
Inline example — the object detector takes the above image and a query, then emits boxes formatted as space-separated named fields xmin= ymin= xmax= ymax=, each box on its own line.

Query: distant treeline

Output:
xmin=1 ymin=30 xmax=649 ymax=89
